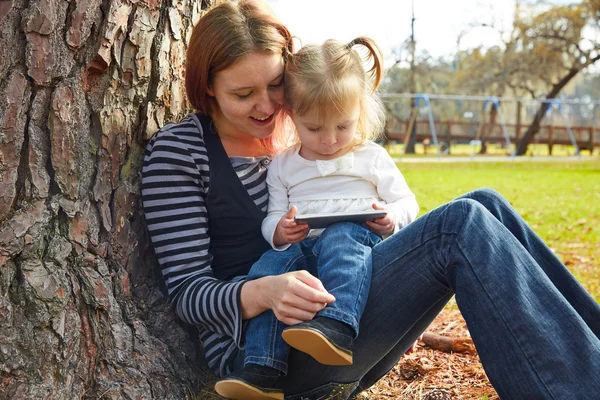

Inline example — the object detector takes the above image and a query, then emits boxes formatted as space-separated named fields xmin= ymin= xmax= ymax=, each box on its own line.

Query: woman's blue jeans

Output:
xmin=238 ymin=188 xmax=600 ymax=399
xmin=244 ymin=222 xmax=381 ymax=374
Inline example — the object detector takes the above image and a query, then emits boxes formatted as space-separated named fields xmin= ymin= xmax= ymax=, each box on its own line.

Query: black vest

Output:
xmin=199 ymin=115 xmax=272 ymax=281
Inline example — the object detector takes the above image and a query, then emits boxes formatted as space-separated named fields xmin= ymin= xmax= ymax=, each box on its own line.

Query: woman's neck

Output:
xmin=211 ymin=114 xmax=270 ymax=157
xmin=220 ymin=135 xmax=269 ymax=158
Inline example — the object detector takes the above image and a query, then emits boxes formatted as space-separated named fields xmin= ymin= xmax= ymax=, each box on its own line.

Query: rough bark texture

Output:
xmin=0 ymin=0 xmax=213 ymax=398
xmin=515 ymin=68 xmax=580 ymax=156
xmin=420 ymin=333 xmax=476 ymax=355
xmin=515 ymin=53 xmax=600 ymax=156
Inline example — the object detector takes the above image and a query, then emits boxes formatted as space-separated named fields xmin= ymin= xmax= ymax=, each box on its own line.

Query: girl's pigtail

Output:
xmin=348 ymin=36 xmax=384 ymax=93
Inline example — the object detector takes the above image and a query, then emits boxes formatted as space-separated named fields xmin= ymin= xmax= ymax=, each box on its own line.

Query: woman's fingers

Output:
xmin=274 ymin=303 xmax=318 ymax=324
xmin=269 ymin=271 xmax=335 ymax=324
xmin=294 ymin=271 xmax=335 ymax=302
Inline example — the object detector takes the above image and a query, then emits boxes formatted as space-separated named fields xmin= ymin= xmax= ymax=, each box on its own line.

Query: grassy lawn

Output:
xmin=386 ymin=142 xmax=597 ymax=157
xmin=395 ymin=158 xmax=600 ymax=301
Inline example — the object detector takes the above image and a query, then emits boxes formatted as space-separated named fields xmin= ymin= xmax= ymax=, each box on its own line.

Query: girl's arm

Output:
xmin=371 ymin=146 xmax=420 ymax=232
xmin=261 ymin=156 xmax=293 ymax=249
xmin=142 ymin=124 xmax=245 ymax=346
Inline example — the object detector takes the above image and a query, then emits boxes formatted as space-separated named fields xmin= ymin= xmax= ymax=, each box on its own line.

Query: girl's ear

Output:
xmin=206 ymin=85 xmax=215 ymax=97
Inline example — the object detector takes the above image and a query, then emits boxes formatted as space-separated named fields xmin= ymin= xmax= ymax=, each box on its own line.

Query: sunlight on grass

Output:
xmin=386 ymin=142 xmax=597 ymax=158
xmin=397 ymin=159 xmax=600 ymax=301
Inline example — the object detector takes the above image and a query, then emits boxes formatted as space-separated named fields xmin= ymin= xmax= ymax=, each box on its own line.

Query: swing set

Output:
xmin=383 ymin=93 xmax=594 ymax=157
xmin=471 ymin=97 xmax=514 ymax=157
xmin=403 ymin=94 xmax=441 ymax=157
xmin=542 ymin=99 xmax=580 ymax=156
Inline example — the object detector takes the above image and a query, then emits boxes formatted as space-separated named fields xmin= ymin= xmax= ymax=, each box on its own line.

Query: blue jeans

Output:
xmin=237 ymin=189 xmax=600 ymax=399
xmin=244 ymin=222 xmax=382 ymax=374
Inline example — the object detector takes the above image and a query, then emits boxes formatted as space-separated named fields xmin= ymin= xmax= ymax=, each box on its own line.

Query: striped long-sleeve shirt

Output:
xmin=141 ymin=114 xmax=270 ymax=377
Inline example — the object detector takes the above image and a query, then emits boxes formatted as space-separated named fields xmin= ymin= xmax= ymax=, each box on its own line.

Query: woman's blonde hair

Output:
xmin=185 ymin=0 xmax=294 ymax=153
xmin=284 ymin=36 xmax=386 ymax=145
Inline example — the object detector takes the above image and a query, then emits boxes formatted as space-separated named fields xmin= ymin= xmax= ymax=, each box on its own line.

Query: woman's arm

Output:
xmin=142 ymin=121 xmax=245 ymax=344
xmin=240 ymin=271 xmax=336 ymax=325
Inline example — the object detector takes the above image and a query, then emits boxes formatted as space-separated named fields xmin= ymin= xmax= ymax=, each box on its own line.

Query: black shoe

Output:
xmin=214 ymin=365 xmax=283 ymax=400
xmin=282 ymin=317 xmax=354 ymax=366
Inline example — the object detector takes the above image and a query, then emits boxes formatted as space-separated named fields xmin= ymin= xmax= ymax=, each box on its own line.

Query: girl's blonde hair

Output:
xmin=185 ymin=0 xmax=294 ymax=153
xmin=284 ymin=36 xmax=386 ymax=145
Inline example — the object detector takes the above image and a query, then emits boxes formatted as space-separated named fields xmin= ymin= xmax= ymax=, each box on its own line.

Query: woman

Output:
xmin=141 ymin=1 xmax=600 ymax=398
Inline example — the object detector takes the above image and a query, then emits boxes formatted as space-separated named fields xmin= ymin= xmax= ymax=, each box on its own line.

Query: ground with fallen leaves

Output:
xmin=359 ymin=307 xmax=499 ymax=400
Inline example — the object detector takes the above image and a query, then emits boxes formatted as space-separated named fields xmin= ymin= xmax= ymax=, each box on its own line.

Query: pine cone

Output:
xmin=421 ymin=388 xmax=452 ymax=400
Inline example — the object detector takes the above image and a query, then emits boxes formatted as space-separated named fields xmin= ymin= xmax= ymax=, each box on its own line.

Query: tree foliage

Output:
xmin=382 ymin=0 xmax=600 ymax=155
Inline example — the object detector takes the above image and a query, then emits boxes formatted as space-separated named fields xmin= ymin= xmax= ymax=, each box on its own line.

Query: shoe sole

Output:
xmin=282 ymin=328 xmax=353 ymax=366
xmin=214 ymin=380 xmax=283 ymax=400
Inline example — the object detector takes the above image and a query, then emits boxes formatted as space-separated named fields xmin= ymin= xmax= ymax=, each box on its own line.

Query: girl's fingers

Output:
xmin=287 ymin=232 xmax=308 ymax=243
xmin=284 ymin=224 xmax=308 ymax=234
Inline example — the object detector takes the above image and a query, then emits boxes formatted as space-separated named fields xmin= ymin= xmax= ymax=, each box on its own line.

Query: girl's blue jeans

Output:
xmin=235 ymin=188 xmax=600 ymax=399
xmin=244 ymin=222 xmax=382 ymax=374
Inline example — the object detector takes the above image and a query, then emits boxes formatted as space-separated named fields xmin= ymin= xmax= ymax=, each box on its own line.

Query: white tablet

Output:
xmin=294 ymin=210 xmax=387 ymax=229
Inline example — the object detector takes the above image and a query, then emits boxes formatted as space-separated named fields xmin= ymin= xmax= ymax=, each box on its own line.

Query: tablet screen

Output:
xmin=294 ymin=210 xmax=387 ymax=229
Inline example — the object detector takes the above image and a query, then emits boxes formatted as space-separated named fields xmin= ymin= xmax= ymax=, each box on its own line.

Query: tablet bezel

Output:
xmin=294 ymin=210 xmax=388 ymax=229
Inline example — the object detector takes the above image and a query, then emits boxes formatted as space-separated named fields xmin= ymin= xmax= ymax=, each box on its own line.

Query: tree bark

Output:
xmin=515 ymin=55 xmax=600 ymax=155
xmin=0 ymin=0 xmax=212 ymax=398
xmin=478 ymin=106 xmax=497 ymax=155
xmin=514 ymin=68 xmax=579 ymax=156
xmin=420 ymin=333 xmax=476 ymax=355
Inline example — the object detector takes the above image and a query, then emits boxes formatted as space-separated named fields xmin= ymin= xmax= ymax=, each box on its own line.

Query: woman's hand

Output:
xmin=241 ymin=271 xmax=335 ymax=325
xmin=364 ymin=203 xmax=396 ymax=237
xmin=273 ymin=206 xmax=310 ymax=246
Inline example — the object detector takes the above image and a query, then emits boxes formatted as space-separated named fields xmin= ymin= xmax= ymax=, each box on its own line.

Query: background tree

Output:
xmin=511 ymin=0 xmax=600 ymax=154
xmin=383 ymin=0 xmax=600 ymax=156
xmin=453 ymin=0 xmax=600 ymax=155
xmin=0 ymin=0 xmax=212 ymax=398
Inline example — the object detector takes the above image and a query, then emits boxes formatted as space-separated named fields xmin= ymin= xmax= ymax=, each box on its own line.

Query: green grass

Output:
xmin=385 ymin=142 xmax=598 ymax=157
xmin=396 ymin=159 xmax=600 ymax=301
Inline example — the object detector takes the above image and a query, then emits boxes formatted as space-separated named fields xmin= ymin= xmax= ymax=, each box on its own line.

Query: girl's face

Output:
xmin=208 ymin=51 xmax=285 ymax=141
xmin=292 ymin=98 xmax=361 ymax=161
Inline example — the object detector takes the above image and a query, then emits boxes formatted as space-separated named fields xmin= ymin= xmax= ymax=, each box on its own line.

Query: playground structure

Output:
xmin=382 ymin=94 xmax=600 ymax=156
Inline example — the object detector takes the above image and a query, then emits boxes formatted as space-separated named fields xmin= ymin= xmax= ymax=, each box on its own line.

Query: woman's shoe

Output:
xmin=282 ymin=317 xmax=354 ymax=365
xmin=214 ymin=365 xmax=283 ymax=400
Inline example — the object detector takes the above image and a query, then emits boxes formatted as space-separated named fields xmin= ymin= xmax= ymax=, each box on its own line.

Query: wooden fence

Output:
xmin=385 ymin=119 xmax=600 ymax=154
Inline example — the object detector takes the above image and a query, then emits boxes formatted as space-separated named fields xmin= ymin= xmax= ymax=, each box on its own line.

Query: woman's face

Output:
xmin=208 ymin=51 xmax=285 ymax=141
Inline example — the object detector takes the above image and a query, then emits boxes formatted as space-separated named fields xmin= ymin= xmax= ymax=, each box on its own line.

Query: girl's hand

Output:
xmin=241 ymin=271 xmax=336 ymax=325
xmin=364 ymin=203 xmax=396 ymax=237
xmin=273 ymin=206 xmax=310 ymax=246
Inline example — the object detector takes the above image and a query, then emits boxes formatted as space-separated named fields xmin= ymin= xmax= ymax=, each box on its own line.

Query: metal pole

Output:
xmin=405 ymin=0 xmax=418 ymax=154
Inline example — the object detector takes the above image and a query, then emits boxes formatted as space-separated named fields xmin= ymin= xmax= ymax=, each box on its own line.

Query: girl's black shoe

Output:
xmin=282 ymin=316 xmax=354 ymax=365
xmin=214 ymin=364 xmax=283 ymax=400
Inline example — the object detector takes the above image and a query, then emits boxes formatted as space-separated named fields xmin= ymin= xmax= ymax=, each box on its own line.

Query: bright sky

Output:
xmin=268 ymin=0 xmax=578 ymax=67
xmin=267 ymin=0 xmax=517 ymax=65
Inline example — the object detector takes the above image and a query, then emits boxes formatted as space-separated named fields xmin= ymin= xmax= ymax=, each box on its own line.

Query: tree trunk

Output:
xmin=515 ymin=64 xmax=594 ymax=156
xmin=478 ymin=106 xmax=497 ymax=155
xmin=404 ymin=101 xmax=417 ymax=154
xmin=0 ymin=0 xmax=212 ymax=398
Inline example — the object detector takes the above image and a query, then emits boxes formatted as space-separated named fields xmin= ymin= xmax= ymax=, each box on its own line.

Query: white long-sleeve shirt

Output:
xmin=261 ymin=141 xmax=419 ymax=250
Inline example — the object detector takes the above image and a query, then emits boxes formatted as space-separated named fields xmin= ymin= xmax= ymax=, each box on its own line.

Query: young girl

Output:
xmin=215 ymin=37 xmax=419 ymax=400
